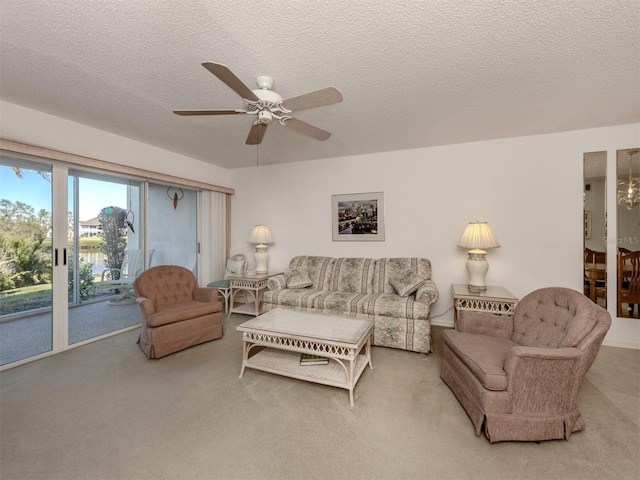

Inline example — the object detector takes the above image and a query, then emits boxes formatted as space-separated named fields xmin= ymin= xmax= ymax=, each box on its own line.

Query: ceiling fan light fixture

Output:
xmin=256 ymin=75 xmax=274 ymax=90
xmin=617 ymin=149 xmax=640 ymax=211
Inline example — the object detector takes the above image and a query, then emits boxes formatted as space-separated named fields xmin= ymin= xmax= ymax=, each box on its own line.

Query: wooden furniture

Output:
xmin=237 ymin=309 xmax=373 ymax=406
xmin=617 ymin=250 xmax=640 ymax=317
xmin=584 ymin=248 xmax=606 ymax=304
xmin=228 ymin=272 xmax=281 ymax=317
xmin=451 ymin=283 xmax=518 ymax=329
xmin=584 ymin=265 xmax=607 ymax=304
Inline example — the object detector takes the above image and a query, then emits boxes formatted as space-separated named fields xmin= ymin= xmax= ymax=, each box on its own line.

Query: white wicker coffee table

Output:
xmin=237 ymin=309 xmax=373 ymax=406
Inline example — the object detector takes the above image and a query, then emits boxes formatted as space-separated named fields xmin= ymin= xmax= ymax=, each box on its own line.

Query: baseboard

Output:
xmin=602 ymin=339 xmax=640 ymax=350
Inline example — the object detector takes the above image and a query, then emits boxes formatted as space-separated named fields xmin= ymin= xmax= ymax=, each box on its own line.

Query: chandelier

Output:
xmin=617 ymin=149 xmax=640 ymax=210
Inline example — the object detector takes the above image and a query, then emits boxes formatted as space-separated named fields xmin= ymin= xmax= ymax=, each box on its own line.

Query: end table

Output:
xmin=227 ymin=272 xmax=281 ymax=318
xmin=451 ymin=283 xmax=518 ymax=329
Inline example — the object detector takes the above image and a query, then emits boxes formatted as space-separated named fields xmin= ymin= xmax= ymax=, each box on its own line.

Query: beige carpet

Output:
xmin=1 ymin=316 xmax=639 ymax=480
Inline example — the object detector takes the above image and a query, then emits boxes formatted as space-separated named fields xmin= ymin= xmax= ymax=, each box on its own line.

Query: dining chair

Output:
xmin=618 ymin=250 xmax=640 ymax=317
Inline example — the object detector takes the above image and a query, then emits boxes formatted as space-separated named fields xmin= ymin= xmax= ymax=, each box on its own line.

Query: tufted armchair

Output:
xmin=440 ymin=287 xmax=611 ymax=443
xmin=133 ymin=265 xmax=223 ymax=359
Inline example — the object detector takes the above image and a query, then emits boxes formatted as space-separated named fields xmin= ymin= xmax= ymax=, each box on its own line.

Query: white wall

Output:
xmin=229 ymin=124 xmax=640 ymax=349
xmin=0 ymin=101 xmax=230 ymax=186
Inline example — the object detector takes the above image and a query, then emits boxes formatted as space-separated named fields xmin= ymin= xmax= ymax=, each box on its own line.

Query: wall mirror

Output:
xmin=583 ymin=151 xmax=607 ymax=308
xmin=616 ymin=148 xmax=640 ymax=318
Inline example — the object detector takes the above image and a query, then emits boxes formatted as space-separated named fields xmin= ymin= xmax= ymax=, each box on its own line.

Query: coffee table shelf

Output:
xmin=245 ymin=348 xmax=371 ymax=391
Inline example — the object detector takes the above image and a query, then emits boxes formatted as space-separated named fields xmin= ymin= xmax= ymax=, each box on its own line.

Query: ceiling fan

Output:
xmin=173 ymin=62 xmax=343 ymax=145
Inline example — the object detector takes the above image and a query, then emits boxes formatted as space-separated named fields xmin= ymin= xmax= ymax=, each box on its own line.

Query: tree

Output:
xmin=98 ymin=206 xmax=128 ymax=278
xmin=0 ymin=199 xmax=52 ymax=290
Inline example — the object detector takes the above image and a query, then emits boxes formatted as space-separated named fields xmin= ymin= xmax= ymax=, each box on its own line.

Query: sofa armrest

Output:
xmin=458 ymin=311 xmax=514 ymax=338
xmin=267 ymin=274 xmax=287 ymax=291
xmin=415 ymin=279 xmax=439 ymax=305
xmin=195 ymin=286 xmax=218 ymax=303
xmin=136 ymin=296 xmax=156 ymax=318
xmin=504 ymin=346 xmax=583 ymax=415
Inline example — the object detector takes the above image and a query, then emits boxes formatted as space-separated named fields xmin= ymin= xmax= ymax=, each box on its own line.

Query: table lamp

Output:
xmin=248 ymin=225 xmax=273 ymax=274
xmin=457 ymin=221 xmax=500 ymax=292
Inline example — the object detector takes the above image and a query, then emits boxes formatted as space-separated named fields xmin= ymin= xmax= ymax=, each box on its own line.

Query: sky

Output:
xmin=1 ymin=165 xmax=127 ymax=221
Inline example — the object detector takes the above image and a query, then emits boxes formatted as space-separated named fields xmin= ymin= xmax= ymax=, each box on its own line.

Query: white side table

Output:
xmin=451 ymin=283 xmax=518 ymax=329
xmin=228 ymin=272 xmax=281 ymax=317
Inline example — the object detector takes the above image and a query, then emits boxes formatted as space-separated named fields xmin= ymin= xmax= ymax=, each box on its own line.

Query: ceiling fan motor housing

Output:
xmin=257 ymin=110 xmax=273 ymax=124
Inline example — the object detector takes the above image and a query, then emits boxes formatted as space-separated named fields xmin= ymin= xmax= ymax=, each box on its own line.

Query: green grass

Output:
xmin=0 ymin=274 xmax=108 ymax=316
xmin=0 ymin=284 xmax=52 ymax=315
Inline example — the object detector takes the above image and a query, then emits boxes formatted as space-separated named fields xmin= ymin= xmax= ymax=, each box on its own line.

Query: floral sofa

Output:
xmin=261 ymin=256 xmax=439 ymax=353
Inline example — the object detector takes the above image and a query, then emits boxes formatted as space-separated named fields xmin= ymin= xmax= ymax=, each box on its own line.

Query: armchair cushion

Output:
xmin=443 ymin=330 xmax=515 ymax=391
xmin=458 ymin=310 xmax=514 ymax=338
xmin=512 ymin=287 xmax=597 ymax=348
xmin=145 ymin=300 xmax=222 ymax=327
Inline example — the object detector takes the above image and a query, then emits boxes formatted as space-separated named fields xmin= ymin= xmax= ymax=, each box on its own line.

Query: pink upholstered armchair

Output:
xmin=440 ymin=287 xmax=611 ymax=443
xmin=133 ymin=265 xmax=223 ymax=359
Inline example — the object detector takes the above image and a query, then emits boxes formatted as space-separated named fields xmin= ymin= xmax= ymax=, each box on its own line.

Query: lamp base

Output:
xmin=466 ymin=249 xmax=489 ymax=293
xmin=254 ymin=244 xmax=269 ymax=274
xmin=467 ymin=284 xmax=487 ymax=293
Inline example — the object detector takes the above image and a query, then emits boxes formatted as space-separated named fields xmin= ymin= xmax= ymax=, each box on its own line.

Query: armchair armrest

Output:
xmin=267 ymin=274 xmax=287 ymax=291
xmin=504 ymin=346 xmax=583 ymax=415
xmin=195 ymin=287 xmax=218 ymax=303
xmin=458 ymin=310 xmax=514 ymax=338
xmin=415 ymin=279 xmax=439 ymax=305
xmin=136 ymin=296 xmax=156 ymax=317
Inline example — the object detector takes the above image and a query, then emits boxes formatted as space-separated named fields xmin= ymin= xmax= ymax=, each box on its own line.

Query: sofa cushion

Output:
xmin=146 ymin=300 xmax=222 ymax=327
xmin=315 ymin=291 xmax=369 ymax=316
xmin=389 ymin=269 xmax=427 ymax=297
xmin=289 ymin=256 xmax=336 ymax=290
xmin=224 ymin=257 xmax=246 ymax=279
xmin=443 ymin=329 xmax=516 ymax=391
xmin=373 ymin=258 xmax=432 ymax=294
xmin=330 ymin=257 xmax=375 ymax=293
xmin=285 ymin=268 xmax=313 ymax=289
xmin=362 ymin=293 xmax=431 ymax=320
xmin=262 ymin=288 xmax=324 ymax=310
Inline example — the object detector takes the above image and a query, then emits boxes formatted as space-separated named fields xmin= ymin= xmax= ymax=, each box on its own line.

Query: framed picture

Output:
xmin=584 ymin=210 xmax=592 ymax=240
xmin=332 ymin=192 xmax=385 ymax=241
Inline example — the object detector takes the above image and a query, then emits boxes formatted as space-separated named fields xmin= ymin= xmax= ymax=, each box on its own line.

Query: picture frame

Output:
xmin=584 ymin=210 xmax=592 ymax=240
xmin=332 ymin=192 xmax=385 ymax=241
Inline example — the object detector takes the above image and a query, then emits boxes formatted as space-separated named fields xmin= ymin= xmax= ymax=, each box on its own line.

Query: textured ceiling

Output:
xmin=1 ymin=0 xmax=638 ymax=169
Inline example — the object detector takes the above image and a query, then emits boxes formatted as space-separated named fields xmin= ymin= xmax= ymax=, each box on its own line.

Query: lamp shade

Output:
xmin=457 ymin=222 xmax=500 ymax=251
xmin=248 ymin=225 xmax=273 ymax=245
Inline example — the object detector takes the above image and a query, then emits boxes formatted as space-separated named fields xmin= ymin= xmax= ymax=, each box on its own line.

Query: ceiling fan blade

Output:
xmin=246 ymin=123 xmax=268 ymax=145
xmin=201 ymin=62 xmax=259 ymax=102
xmin=173 ymin=109 xmax=246 ymax=116
xmin=281 ymin=87 xmax=343 ymax=112
xmin=283 ymin=118 xmax=331 ymax=141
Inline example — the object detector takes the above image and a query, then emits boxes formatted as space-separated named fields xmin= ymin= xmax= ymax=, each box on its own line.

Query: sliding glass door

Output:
xmin=67 ymin=170 xmax=145 ymax=345
xmin=0 ymin=156 xmax=54 ymax=365
xmin=1 ymin=149 xmax=206 ymax=370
